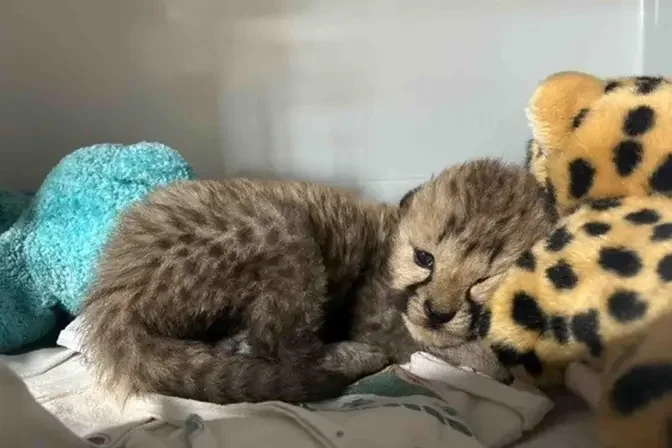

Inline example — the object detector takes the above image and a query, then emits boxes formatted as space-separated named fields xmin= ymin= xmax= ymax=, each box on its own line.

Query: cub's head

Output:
xmin=390 ymin=159 xmax=556 ymax=348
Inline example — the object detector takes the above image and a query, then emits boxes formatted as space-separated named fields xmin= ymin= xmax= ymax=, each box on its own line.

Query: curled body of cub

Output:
xmin=81 ymin=179 xmax=411 ymax=404
xmin=389 ymin=159 xmax=556 ymax=373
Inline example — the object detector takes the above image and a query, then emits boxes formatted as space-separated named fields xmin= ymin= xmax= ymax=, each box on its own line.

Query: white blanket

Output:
xmin=0 ymin=317 xmax=559 ymax=448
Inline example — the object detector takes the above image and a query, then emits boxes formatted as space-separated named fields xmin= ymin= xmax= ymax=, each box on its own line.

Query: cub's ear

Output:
xmin=524 ymin=138 xmax=535 ymax=170
xmin=399 ymin=185 xmax=421 ymax=211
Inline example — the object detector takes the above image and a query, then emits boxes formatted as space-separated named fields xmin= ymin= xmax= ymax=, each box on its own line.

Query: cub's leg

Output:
xmin=245 ymin=236 xmax=390 ymax=379
xmin=318 ymin=341 xmax=390 ymax=377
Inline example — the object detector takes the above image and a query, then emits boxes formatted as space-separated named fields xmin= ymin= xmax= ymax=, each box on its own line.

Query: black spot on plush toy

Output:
xmin=478 ymin=71 xmax=672 ymax=448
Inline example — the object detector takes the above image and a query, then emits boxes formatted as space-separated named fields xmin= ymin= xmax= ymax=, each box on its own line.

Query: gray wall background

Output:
xmin=0 ymin=0 xmax=652 ymax=202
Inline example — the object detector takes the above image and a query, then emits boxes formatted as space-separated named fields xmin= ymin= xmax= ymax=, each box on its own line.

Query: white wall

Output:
xmin=0 ymin=0 xmax=646 ymax=202
xmin=642 ymin=0 xmax=672 ymax=74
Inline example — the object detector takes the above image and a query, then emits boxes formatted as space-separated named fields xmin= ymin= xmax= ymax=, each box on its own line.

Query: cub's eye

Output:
xmin=414 ymin=250 xmax=434 ymax=269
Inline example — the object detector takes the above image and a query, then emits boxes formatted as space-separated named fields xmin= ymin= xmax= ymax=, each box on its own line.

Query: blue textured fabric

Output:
xmin=0 ymin=142 xmax=193 ymax=352
xmin=0 ymin=189 xmax=31 ymax=233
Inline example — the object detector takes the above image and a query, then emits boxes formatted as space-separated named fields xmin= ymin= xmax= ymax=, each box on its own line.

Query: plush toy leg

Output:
xmin=597 ymin=316 xmax=672 ymax=448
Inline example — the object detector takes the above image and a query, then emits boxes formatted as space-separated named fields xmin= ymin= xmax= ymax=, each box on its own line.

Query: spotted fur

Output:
xmin=483 ymin=196 xmax=672 ymax=385
xmin=81 ymin=179 xmax=413 ymax=404
xmin=593 ymin=311 xmax=672 ymax=448
xmin=525 ymin=138 xmax=547 ymax=185
xmin=389 ymin=159 xmax=555 ymax=379
xmin=480 ymin=71 xmax=672 ymax=447
xmin=82 ymin=174 xmax=516 ymax=406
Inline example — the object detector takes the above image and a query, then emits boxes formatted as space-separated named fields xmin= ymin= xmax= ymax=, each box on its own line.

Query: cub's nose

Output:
xmin=423 ymin=299 xmax=457 ymax=327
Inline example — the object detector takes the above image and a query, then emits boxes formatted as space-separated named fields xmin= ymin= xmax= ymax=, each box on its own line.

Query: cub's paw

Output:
xmin=478 ymin=283 xmax=566 ymax=386
xmin=320 ymin=341 xmax=391 ymax=379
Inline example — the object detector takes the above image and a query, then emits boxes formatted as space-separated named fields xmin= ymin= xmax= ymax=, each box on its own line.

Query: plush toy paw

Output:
xmin=481 ymin=195 xmax=672 ymax=387
xmin=479 ymin=70 xmax=672 ymax=447
xmin=0 ymin=142 xmax=193 ymax=352
xmin=596 ymin=311 xmax=672 ymax=448
xmin=567 ymin=315 xmax=672 ymax=448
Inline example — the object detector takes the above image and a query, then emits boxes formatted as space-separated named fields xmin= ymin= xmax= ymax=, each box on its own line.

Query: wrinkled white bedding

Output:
xmin=0 ymin=318 xmax=596 ymax=447
xmin=515 ymin=391 xmax=595 ymax=447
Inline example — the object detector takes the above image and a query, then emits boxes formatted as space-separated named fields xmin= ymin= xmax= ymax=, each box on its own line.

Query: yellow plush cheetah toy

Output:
xmin=479 ymin=71 xmax=672 ymax=447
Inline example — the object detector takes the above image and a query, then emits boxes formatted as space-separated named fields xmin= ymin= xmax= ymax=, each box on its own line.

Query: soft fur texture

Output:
xmin=81 ymin=179 xmax=405 ymax=404
xmin=81 ymin=167 xmax=519 ymax=406
xmin=390 ymin=159 xmax=555 ymax=373
xmin=479 ymin=72 xmax=672 ymax=447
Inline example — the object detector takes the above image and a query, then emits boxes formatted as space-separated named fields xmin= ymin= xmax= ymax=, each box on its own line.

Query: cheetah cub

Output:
xmin=81 ymin=179 xmax=405 ymax=405
xmin=390 ymin=159 xmax=557 ymax=372
xmin=81 ymin=160 xmax=549 ymax=406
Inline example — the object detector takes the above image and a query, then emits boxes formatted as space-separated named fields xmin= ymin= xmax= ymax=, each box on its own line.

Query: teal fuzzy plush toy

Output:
xmin=0 ymin=142 xmax=193 ymax=353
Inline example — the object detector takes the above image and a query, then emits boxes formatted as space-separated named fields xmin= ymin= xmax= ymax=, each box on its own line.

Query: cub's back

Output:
xmin=80 ymin=177 xmax=399 ymax=404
